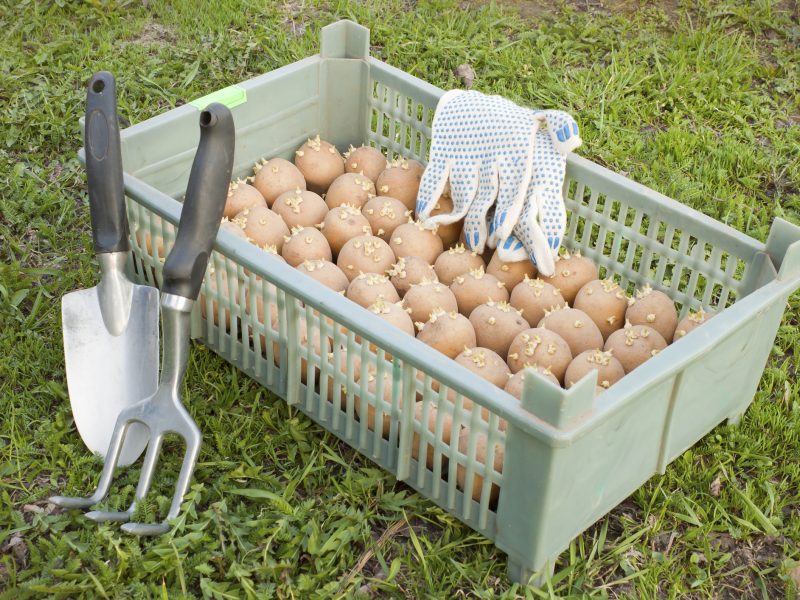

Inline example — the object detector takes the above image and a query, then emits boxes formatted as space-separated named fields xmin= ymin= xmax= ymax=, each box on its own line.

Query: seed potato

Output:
xmin=504 ymin=366 xmax=560 ymax=399
xmin=509 ymin=276 xmax=566 ymax=327
xmin=486 ymin=253 xmax=537 ymax=290
xmin=233 ymin=206 xmax=290 ymax=252
xmin=224 ymin=179 xmax=267 ymax=219
xmin=361 ymin=196 xmax=409 ymax=242
xmin=321 ymin=204 xmax=372 ymax=257
xmin=272 ymin=188 xmax=328 ymax=230
xmin=402 ymin=280 xmax=458 ymax=325
xmin=454 ymin=347 xmax=511 ymax=388
xmin=456 ymin=428 xmax=503 ymax=504
xmin=296 ymin=259 xmax=349 ymax=293
xmin=673 ymin=308 xmax=715 ymax=342
xmin=573 ymin=279 xmax=628 ymax=339
xmin=428 ymin=193 xmax=463 ymax=248
xmin=353 ymin=369 xmax=405 ymax=436
xmin=281 ymin=226 xmax=332 ymax=267
xmin=412 ymin=402 xmax=455 ymax=470
xmin=450 ymin=267 xmax=509 ymax=317
xmin=346 ymin=272 xmax=400 ymax=308
xmin=252 ymin=157 xmax=306 ymax=206
xmin=337 ymin=235 xmax=396 ymax=281
xmin=507 ymin=327 xmax=573 ymax=383
xmin=434 ymin=244 xmax=484 ymax=285
xmin=604 ymin=323 xmax=667 ymax=373
xmin=564 ymin=349 xmax=625 ymax=390
xmin=540 ymin=250 xmax=599 ymax=304
xmin=294 ymin=136 xmax=344 ymax=194
xmin=388 ymin=256 xmax=438 ymax=297
xmin=325 ymin=173 xmax=376 ymax=210
xmin=538 ymin=306 xmax=604 ymax=356
xmin=389 ymin=220 xmax=444 ymax=264
xmin=626 ymin=284 xmax=678 ymax=342
xmin=469 ymin=301 xmax=530 ymax=358
xmin=344 ymin=145 xmax=387 ymax=182
xmin=416 ymin=310 xmax=477 ymax=359
xmin=375 ymin=158 xmax=423 ymax=210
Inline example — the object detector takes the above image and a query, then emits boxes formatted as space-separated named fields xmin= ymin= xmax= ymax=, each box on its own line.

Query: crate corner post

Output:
xmin=495 ymin=372 xmax=595 ymax=585
xmin=767 ymin=217 xmax=800 ymax=282
xmin=319 ymin=20 xmax=371 ymax=150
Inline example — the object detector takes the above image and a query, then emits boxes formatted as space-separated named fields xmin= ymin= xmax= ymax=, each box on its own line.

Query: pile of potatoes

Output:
xmin=215 ymin=135 xmax=715 ymax=504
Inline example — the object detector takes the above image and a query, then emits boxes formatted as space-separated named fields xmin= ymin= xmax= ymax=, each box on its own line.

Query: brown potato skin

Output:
xmin=272 ymin=189 xmax=328 ymax=230
xmin=604 ymin=324 xmax=667 ymax=373
xmin=321 ymin=205 xmax=372 ymax=257
xmin=281 ymin=227 xmax=332 ymax=267
xmin=487 ymin=253 xmax=537 ymax=290
xmin=337 ymin=235 xmax=396 ymax=282
xmin=450 ymin=270 xmax=509 ymax=317
xmin=509 ymin=277 xmax=566 ymax=327
xmin=540 ymin=253 xmax=599 ymax=304
xmin=253 ymin=158 xmax=306 ymax=206
xmin=506 ymin=327 xmax=573 ymax=383
xmin=538 ymin=307 xmax=604 ymax=356
xmin=389 ymin=222 xmax=444 ymax=265
xmin=416 ymin=311 xmax=476 ymax=359
xmin=362 ymin=196 xmax=408 ymax=242
xmin=345 ymin=146 xmax=387 ymax=182
xmin=434 ymin=246 xmax=485 ymax=286
xmin=346 ymin=273 xmax=400 ymax=308
xmin=224 ymin=181 xmax=267 ymax=219
xmin=402 ymin=281 xmax=458 ymax=325
xmin=626 ymin=286 xmax=679 ymax=342
xmin=573 ymin=279 xmax=628 ymax=339
xmin=294 ymin=137 xmax=344 ymax=194
xmin=469 ymin=303 xmax=530 ymax=359
xmin=325 ymin=173 xmax=376 ymax=210
xmin=564 ymin=350 xmax=625 ymax=389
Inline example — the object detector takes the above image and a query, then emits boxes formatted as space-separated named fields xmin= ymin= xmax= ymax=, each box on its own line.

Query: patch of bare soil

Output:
xmin=130 ymin=21 xmax=177 ymax=46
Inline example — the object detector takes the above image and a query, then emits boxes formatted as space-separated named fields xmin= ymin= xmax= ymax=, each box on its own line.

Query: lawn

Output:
xmin=1 ymin=0 xmax=799 ymax=597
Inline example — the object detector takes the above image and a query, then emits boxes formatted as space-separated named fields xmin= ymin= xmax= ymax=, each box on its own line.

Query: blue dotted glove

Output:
xmin=416 ymin=90 xmax=541 ymax=253
xmin=487 ymin=110 xmax=579 ymax=245
xmin=494 ymin=111 xmax=581 ymax=276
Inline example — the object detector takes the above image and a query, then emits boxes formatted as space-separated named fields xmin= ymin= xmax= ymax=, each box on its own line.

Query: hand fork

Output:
xmin=50 ymin=102 xmax=236 ymax=535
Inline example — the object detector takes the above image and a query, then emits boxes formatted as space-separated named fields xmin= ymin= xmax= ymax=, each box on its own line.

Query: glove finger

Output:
xmin=529 ymin=130 xmax=566 ymax=207
xmin=538 ymin=188 xmax=567 ymax=254
xmin=496 ymin=234 xmax=528 ymax=263
xmin=541 ymin=109 xmax=582 ymax=155
xmin=437 ymin=160 xmax=482 ymax=225
xmin=461 ymin=161 xmax=499 ymax=252
xmin=524 ymin=194 xmax=558 ymax=276
xmin=416 ymin=159 xmax=450 ymax=220
xmin=489 ymin=152 xmax=532 ymax=246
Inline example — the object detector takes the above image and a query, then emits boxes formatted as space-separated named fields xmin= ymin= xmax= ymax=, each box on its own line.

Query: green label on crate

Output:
xmin=189 ymin=86 xmax=247 ymax=110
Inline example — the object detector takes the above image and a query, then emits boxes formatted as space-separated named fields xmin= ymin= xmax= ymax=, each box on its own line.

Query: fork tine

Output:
xmin=50 ymin=418 xmax=131 ymax=509
xmin=122 ymin=428 xmax=200 ymax=536
xmin=85 ymin=433 xmax=164 ymax=523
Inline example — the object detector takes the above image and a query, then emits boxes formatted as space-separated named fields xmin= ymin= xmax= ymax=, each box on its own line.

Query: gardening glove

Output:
xmin=415 ymin=90 xmax=543 ymax=253
xmin=493 ymin=112 xmax=581 ymax=276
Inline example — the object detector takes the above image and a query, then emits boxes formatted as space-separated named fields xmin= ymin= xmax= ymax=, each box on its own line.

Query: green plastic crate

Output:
xmin=98 ymin=20 xmax=800 ymax=584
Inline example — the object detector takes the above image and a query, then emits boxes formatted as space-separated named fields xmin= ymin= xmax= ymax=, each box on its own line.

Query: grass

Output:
xmin=1 ymin=0 xmax=799 ymax=597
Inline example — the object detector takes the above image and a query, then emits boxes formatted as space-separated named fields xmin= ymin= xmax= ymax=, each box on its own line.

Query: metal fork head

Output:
xmin=50 ymin=295 xmax=202 ymax=535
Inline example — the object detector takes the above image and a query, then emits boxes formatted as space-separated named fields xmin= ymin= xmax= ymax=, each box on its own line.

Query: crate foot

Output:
xmin=727 ymin=411 xmax=743 ymax=426
xmin=507 ymin=558 xmax=555 ymax=587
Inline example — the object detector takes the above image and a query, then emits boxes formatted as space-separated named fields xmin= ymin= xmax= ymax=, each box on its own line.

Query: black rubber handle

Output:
xmin=162 ymin=104 xmax=235 ymax=300
xmin=85 ymin=71 xmax=129 ymax=255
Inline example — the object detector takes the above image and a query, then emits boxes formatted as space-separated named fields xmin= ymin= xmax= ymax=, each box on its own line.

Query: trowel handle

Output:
xmin=86 ymin=71 xmax=129 ymax=255
xmin=162 ymin=103 xmax=235 ymax=300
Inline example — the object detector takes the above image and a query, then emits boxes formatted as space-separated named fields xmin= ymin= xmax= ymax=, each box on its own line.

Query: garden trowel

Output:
xmin=62 ymin=72 xmax=158 ymax=466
